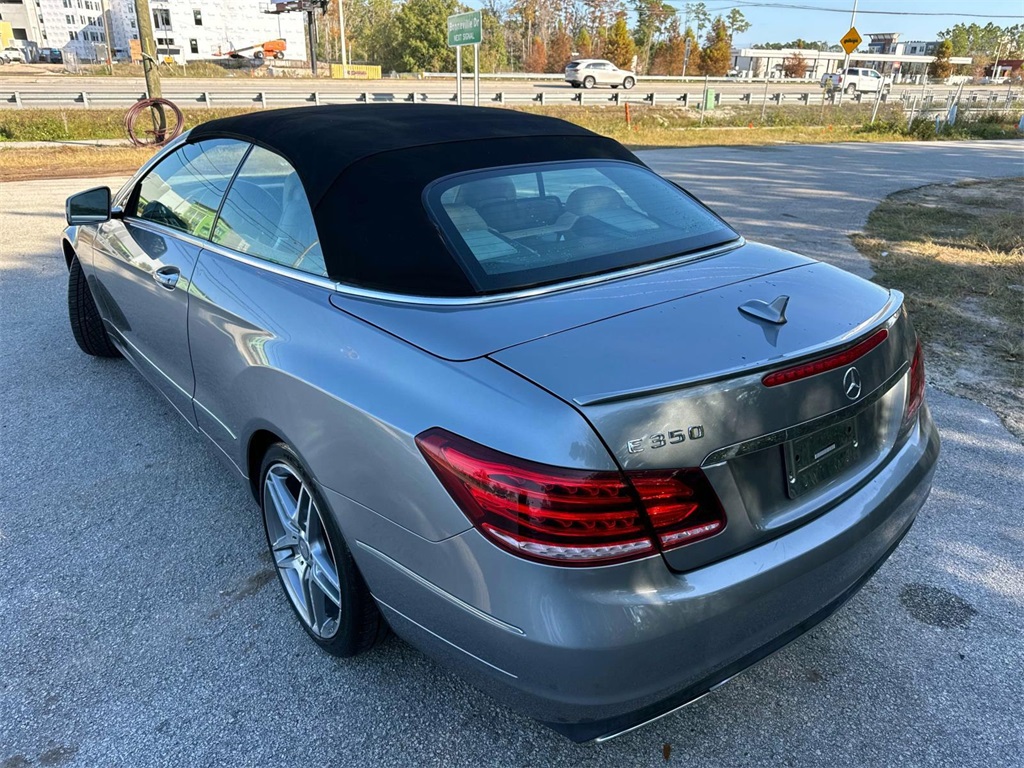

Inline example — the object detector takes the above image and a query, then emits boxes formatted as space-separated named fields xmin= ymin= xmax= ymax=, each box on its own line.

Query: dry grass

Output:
xmin=852 ymin=178 xmax=1024 ymax=438
xmin=0 ymin=145 xmax=156 ymax=181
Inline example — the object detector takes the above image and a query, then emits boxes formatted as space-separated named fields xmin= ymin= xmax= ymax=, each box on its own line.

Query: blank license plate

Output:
xmin=784 ymin=418 xmax=860 ymax=498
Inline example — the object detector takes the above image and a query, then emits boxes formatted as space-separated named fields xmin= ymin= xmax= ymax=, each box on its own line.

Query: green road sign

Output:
xmin=448 ymin=11 xmax=482 ymax=47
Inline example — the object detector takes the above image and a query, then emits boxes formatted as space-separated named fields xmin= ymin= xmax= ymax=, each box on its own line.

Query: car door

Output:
xmin=597 ymin=62 xmax=615 ymax=86
xmin=90 ymin=138 xmax=250 ymax=423
xmin=187 ymin=145 xmax=328 ymax=467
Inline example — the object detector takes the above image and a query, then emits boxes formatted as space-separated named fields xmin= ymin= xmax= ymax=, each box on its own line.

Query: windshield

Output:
xmin=426 ymin=160 xmax=738 ymax=293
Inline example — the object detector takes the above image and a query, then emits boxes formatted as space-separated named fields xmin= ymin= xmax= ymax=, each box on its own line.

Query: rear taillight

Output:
xmin=762 ymin=328 xmax=888 ymax=388
xmin=416 ymin=429 xmax=726 ymax=566
xmin=903 ymin=340 xmax=925 ymax=429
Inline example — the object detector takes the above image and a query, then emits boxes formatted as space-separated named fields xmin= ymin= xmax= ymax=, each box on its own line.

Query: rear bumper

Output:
xmin=329 ymin=406 xmax=939 ymax=741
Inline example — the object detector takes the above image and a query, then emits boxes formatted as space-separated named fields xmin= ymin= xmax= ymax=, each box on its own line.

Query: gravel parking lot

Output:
xmin=1 ymin=141 xmax=1022 ymax=767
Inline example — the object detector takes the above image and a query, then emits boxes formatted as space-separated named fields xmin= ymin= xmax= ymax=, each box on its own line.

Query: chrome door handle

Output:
xmin=153 ymin=266 xmax=180 ymax=290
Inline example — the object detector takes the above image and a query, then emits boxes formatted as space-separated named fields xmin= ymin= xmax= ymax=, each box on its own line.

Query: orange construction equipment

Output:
xmin=215 ymin=39 xmax=287 ymax=60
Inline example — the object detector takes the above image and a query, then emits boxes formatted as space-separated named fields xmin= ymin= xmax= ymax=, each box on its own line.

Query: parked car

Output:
xmin=39 ymin=47 xmax=64 ymax=64
xmin=1 ymin=47 xmax=26 ymax=64
xmin=820 ymin=67 xmax=890 ymax=94
xmin=62 ymin=105 xmax=938 ymax=743
xmin=565 ymin=58 xmax=636 ymax=89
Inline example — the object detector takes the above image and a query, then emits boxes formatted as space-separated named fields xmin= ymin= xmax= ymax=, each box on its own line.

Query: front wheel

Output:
xmin=583 ymin=76 xmax=595 ymax=89
xmin=274 ymin=51 xmax=285 ymax=60
xmin=623 ymin=76 xmax=635 ymax=89
xmin=260 ymin=443 xmax=387 ymax=657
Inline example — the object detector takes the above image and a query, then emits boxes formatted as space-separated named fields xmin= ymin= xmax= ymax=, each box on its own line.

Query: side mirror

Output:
xmin=66 ymin=186 xmax=112 ymax=226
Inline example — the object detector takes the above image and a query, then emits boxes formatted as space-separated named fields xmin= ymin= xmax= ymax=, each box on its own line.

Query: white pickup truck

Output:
xmin=820 ymin=67 xmax=890 ymax=95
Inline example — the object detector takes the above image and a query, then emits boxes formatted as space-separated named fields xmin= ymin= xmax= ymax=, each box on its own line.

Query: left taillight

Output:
xmin=416 ymin=428 xmax=726 ymax=566
xmin=903 ymin=339 xmax=926 ymax=429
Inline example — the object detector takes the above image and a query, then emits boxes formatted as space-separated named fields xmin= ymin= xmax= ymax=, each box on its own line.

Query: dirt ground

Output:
xmin=853 ymin=178 xmax=1024 ymax=440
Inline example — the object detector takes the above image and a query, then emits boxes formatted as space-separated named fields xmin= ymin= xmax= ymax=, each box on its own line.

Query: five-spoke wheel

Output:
xmin=260 ymin=443 xmax=386 ymax=656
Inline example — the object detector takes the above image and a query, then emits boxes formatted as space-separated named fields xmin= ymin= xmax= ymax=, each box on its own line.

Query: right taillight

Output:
xmin=903 ymin=340 xmax=926 ymax=429
xmin=416 ymin=428 xmax=726 ymax=567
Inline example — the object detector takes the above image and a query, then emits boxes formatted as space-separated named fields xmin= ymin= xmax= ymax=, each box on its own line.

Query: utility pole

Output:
xmin=99 ymin=0 xmax=114 ymax=73
xmin=337 ymin=0 xmax=347 ymax=76
xmin=307 ymin=5 xmax=317 ymax=76
xmin=840 ymin=0 xmax=859 ymax=76
xmin=132 ymin=0 xmax=165 ymax=133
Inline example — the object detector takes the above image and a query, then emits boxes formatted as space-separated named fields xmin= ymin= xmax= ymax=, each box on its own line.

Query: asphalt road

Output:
xmin=1 ymin=141 xmax=1023 ymax=767
xmin=1 ymin=73 xmax=1014 ymax=99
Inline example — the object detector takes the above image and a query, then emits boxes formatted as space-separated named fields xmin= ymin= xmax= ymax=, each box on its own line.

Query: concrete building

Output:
xmin=0 ymin=0 xmax=46 ymax=58
xmin=30 ymin=0 xmax=306 ymax=62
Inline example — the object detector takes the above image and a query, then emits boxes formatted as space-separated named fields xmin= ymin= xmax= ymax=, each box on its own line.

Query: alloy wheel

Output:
xmin=263 ymin=462 xmax=342 ymax=639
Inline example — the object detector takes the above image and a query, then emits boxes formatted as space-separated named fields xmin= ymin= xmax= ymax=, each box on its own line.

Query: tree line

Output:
xmin=315 ymin=0 xmax=751 ymax=75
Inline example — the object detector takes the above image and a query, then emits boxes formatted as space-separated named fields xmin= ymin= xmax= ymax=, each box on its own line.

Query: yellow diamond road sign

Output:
xmin=841 ymin=26 xmax=862 ymax=55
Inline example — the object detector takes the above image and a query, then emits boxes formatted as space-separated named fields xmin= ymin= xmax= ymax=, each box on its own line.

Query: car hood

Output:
xmin=328 ymin=241 xmax=813 ymax=362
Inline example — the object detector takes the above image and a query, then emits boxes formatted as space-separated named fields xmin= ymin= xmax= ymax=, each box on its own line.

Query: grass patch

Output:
xmin=3 ymin=103 xmax=1020 ymax=147
xmin=0 ymin=145 xmax=157 ymax=181
xmin=852 ymin=178 xmax=1024 ymax=438
xmin=0 ymin=107 xmax=254 ymax=142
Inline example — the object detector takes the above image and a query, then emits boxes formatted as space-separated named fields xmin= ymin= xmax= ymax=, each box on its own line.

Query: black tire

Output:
xmin=845 ymin=84 xmax=856 ymax=95
xmin=583 ymin=76 xmax=595 ymax=89
xmin=253 ymin=50 xmax=265 ymax=59
xmin=67 ymin=255 xmax=120 ymax=358
xmin=623 ymin=77 xmax=635 ymax=90
xmin=260 ymin=443 xmax=387 ymax=657
xmin=274 ymin=51 xmax=285 ymax=60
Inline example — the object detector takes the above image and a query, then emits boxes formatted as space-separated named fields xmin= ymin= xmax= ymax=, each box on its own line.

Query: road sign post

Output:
xmin=447 ymin=10 xmax=482 ymax=106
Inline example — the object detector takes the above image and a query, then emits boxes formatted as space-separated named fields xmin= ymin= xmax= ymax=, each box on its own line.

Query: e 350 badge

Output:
xmin=627 ymin=426 xmax=704 ymax=454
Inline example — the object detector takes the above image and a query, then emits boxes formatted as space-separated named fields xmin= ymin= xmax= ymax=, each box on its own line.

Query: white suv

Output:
xmin=2 ymin=47 xmax=27 ymax=64
xmin=820 ymin=67 xmax=889 ymax=95
xmin=564 ymin=59 xmax=636 ymax=90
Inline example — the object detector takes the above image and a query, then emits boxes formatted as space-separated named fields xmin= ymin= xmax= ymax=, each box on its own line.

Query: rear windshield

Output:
xmin=425 ymin=160 xmax=738 ymax=293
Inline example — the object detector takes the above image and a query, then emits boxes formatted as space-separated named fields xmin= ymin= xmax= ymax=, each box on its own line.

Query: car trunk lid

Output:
xmin=489 ymin=262 xmax=915 ymax=572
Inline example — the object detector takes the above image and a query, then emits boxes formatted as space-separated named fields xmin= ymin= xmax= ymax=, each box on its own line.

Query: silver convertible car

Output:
xmin=62 ymin=105 xmax=938 ymax=742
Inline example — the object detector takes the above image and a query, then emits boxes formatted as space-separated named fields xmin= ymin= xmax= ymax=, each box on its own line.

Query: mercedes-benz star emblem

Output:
xmin=843 ymin=367 xmax=863 ymax=400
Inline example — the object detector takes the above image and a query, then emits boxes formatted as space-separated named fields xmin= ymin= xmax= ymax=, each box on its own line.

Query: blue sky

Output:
xmin=718 ymin=0 xmax=1024 ymax=48
xmin=461 ymin=0 xmax=1024 ymax=47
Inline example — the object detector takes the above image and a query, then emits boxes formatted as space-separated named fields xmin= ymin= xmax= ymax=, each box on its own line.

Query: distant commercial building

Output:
xmin=732 ymin=42 xmax=970 ymax=82
xmin=12 ymin=0 xmax=307 ymax=62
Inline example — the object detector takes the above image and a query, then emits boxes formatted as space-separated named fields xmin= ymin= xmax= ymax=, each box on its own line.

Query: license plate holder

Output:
xmin=784 ymin=418 xmax=860 ymax=499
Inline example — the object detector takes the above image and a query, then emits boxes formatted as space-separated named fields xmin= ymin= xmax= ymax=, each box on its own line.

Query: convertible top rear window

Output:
xmin=426 ymin=161 xmax=738 ymax=293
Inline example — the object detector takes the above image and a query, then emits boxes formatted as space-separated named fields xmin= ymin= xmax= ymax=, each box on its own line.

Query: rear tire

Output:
xmin=583 ymin=76 xmax=595 ymax=89
xmin=67 ymin=255 xmax=120 ymax=358
xmin=845 ymin=84 xmax=856 ymax=95
xmin=623 ymin=77 xmax=635 ymax=89
xmin=260 ymin=443 xmax=387 ymax=657
xmin=274 ymin=51 xmax=285 ymax=60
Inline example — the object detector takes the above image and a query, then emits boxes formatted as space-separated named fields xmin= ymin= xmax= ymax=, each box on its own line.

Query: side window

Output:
xmin=213 ymin=146 xmax=326 ymax=277
xmin=133 ymin=139 xmax=248 ymax=238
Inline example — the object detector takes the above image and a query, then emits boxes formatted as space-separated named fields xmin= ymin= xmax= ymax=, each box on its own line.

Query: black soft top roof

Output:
xmin=188 ymin=104 xmax=642 ymax=295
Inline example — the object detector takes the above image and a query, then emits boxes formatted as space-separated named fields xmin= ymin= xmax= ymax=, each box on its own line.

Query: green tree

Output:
xmin=928 ymin=39 xmax=954 ymax=79
xmin=685 ymin=2 xmax=710 ymax=41
xmin=347 ymin=0 xmax=399 ymax=68
xmin=603 ymin=12 xmax=636 ymax=69
xmin=700 ymin=15 xmax=730 ymax=76
xmin=479 ymin=9 xmax=509 ymax=72
xmin=547 ymin=24 xmax=573 ymax=72
xmin=394 ymin=0 xmax=459 ymax=72
xmin=726 ymin=8 xmax=750 ymax=38
xmin=576 ymin=27 xmax=593 ymax=58
xmin=682 ymin=25 xmax=701 ymax=75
